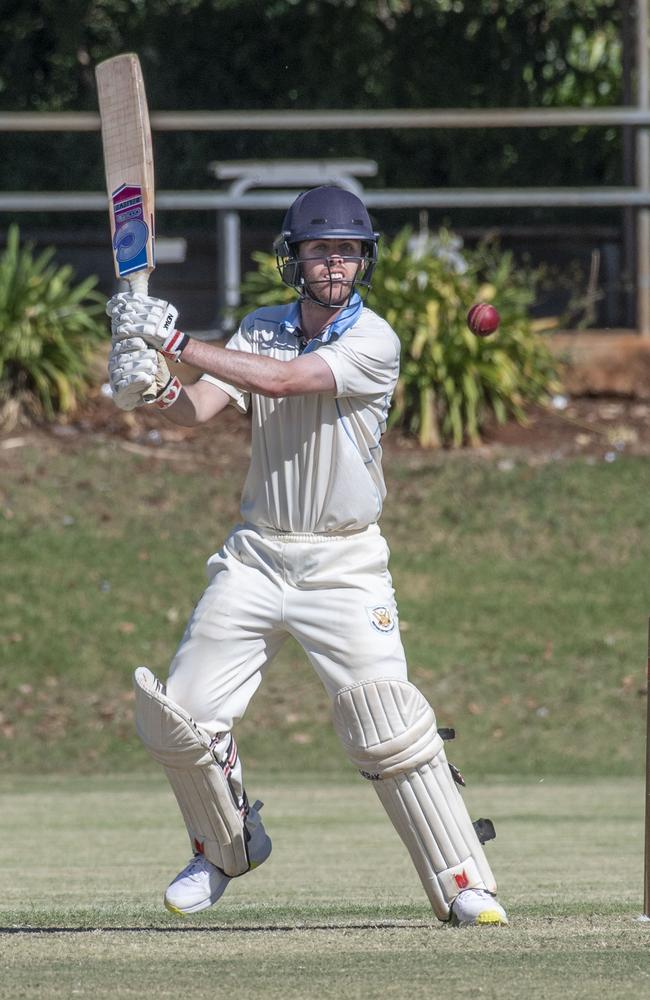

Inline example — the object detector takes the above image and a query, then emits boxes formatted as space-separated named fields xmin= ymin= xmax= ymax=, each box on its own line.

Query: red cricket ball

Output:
xmin=467 ymin=302 xmax=500 ymax=337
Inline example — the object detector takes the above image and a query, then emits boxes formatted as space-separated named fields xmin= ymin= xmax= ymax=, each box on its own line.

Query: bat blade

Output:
xmin=95 ymin=53 xmax=155 ymax=292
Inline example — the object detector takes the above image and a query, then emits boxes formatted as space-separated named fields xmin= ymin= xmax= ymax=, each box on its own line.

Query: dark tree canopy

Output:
xmin=0 ymin=1 xmax=626 ymax=197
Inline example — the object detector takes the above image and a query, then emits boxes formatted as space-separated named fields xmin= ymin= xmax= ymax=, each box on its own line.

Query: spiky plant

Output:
xmin=0 ymin=225 xmax=106 ymax=428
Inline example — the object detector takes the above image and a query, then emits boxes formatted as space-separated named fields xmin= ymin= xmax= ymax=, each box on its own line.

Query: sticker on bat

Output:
xmin=111 ymin=183 xmax=154 ymax=276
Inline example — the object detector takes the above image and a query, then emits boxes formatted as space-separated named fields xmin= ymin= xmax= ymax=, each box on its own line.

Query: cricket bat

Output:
xmin=96 ymin=53 xmax=157 ymax=399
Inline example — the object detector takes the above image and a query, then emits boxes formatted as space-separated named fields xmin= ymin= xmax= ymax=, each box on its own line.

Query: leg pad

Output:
xmin=333 ymin=678 xmax=497 ymax=920
xmin=134 ymin=666 xmax=250 ymax=877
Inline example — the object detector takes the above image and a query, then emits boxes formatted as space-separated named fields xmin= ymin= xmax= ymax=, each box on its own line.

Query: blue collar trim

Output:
xmin=279 ymin=301 xmax=302 ymax=335
xmin=282 ymin=293 xmax=363 ymax=353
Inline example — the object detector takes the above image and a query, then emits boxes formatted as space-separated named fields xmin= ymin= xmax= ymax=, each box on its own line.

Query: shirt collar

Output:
xmin=281 ymin=293 xmax=363 ymax=351
xmin=279 ymin=301 xmax=302 ymax=336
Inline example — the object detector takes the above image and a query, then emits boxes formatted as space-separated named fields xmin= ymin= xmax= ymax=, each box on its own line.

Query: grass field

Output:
xmin=1 ymin=773 xmax=648 ymax=999
xmin=2 ymin=426 xmax=650 ymax=996
xmin=1 ymin=433 xmax=649 ymax=776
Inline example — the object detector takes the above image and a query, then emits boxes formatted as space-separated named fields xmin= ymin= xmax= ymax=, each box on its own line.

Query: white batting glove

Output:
xmin=107 ymin=292 xmax=189 ymax=359
xmin=108 ymin=337 xmax=182 ymax=411
xmin=108 ymin=337 xmax=157 ymax=410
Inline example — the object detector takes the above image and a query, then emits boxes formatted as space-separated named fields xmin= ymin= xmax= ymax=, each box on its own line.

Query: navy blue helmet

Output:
xmin=273 ymin=185 xmax=379 ymax=305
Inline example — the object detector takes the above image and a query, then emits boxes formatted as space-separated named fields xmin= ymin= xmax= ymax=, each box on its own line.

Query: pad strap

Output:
xmin=134 ymin=666 xmax=250 ymax=876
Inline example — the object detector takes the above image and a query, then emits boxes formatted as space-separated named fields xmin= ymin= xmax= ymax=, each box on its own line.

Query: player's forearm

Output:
xmin=157 ymin=387 xmax=202 ymax=426
xmin=159 ymin=380 xmax=229 ymax=426
xmin=109 ymin=295 xmax=334 ymax=396
xmin=179 ymin=338 xmax=295 ymax=397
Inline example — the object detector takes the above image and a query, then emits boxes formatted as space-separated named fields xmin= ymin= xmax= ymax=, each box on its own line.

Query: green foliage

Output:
xmin=0 ymin=1 xmax=623 ymax=194
xmin=0 ymin=225 xmax=106 ymax=426
xmin=238 ymin=228 xmax=560 ymax=447
xmin=237 ymin=250 xmax=295 ymax=311
xmin=371 ymin=228 xmax=560 ymax=446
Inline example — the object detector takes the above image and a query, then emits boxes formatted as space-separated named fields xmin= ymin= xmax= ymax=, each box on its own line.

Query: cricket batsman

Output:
xmin=106 ymin=185 xmax=509 ymax=927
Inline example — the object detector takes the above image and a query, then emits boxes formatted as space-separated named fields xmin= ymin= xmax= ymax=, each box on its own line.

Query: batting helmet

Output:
xmin=273 ymin=185 xmax=379 ymax=305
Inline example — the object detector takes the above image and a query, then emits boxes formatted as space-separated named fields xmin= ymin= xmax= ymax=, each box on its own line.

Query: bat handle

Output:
xmin=127 ymin=271 xmax=149 ymax=296
xmin=126 ymin=269 xmax=158 ymax=403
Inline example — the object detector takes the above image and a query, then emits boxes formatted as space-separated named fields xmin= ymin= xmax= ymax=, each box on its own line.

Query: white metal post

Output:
xmin=637 ymin=0 xmax=650 ymax=334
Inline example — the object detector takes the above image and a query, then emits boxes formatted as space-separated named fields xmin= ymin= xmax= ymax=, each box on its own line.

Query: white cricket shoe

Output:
xmin=164 ymin=801 xmax=272 ymax=916
xmin=450 ymin=888 xmax=509 ymax=927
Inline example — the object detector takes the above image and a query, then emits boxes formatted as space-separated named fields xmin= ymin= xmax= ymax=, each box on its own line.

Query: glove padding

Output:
xmin=107 ymin=292 xmax=187 ymax=358
xmin=108 ymin=337 xmax=178 ymax=411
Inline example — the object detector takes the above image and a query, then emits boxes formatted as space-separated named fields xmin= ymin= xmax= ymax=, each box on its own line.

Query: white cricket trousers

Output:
xmin=166 ymin=522 xmax=408 ymax=736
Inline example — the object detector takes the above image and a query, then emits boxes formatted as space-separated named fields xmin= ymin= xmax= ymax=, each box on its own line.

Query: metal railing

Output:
xmin=2 ymin=186 xmax=649 ymax=213
xmin=1 ymin=180 xmax=647 ymax=333
xmin=1 ymin=0 xmax=649 ymax=331
xmin=3 ymin=106 xmax=650 ymax=130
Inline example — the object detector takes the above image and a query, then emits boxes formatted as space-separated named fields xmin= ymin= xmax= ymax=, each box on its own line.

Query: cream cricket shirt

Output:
xmin=200 ymin=295 xmax=400 ymax=534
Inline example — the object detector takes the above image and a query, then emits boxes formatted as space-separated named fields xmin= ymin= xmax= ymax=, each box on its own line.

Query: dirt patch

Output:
xmin=2 ymin=389 xmax=650 ymax=468
xmin=480 ymin=396 xmax=650 ymax=462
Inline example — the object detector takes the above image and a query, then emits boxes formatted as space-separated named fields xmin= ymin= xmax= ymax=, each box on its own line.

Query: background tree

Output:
xmin=0 ymin=0 xmax=624 ymax=198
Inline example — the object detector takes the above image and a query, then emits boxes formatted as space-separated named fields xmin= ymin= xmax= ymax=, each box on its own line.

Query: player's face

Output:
xmin=298 ymin=239 xmax=364 ymax=306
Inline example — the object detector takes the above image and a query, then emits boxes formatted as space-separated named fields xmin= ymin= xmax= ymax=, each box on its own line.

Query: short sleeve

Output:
xmin=198 ymin=325 xmax=253 ymax=413
xmin=316 ymin=321 xmax=401 ymax=399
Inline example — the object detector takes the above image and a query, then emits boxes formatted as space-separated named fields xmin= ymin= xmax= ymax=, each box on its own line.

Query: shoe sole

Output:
xmin=164 ymin=892 xmax=222 ymax=916
xmin=450 ymin=909 xmax=509 ymax=928
xmin=476 ymin=909 xmax=509 ymax=926
xmin=164 ymin=899 xmax=188 ymax=918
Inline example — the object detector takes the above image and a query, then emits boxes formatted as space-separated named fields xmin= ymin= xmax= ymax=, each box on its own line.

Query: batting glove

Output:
xmin=107 ymin=292 xmax=189 ymax=360
xmin=108 ymin=337 xmax=182 ymax=410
